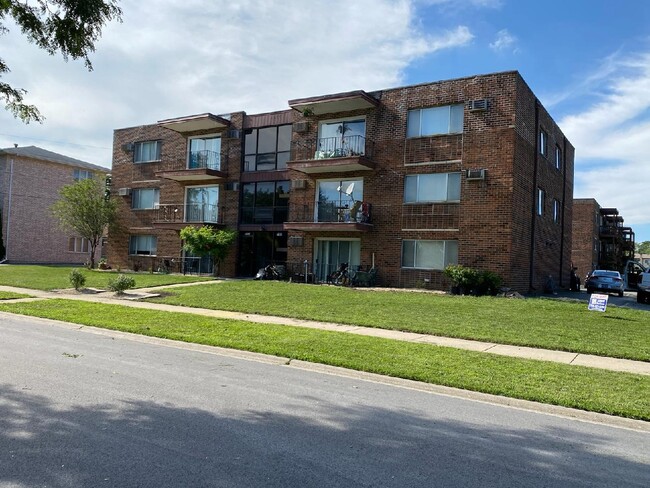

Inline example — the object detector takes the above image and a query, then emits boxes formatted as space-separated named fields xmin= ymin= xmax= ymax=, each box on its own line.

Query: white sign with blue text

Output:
xmin=588 ymin=293 xmax=609 ymax=312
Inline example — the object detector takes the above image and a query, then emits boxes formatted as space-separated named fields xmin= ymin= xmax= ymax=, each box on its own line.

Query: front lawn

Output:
xmin=0 ymin=265 xmax=212 ymax=291
xmin=0 ymin=291 xmax=31 ymax=300
xmin=0 ymin=299 xmax=647 ymax=420
xmin=147 ymin=281 xmax=650 ymax=361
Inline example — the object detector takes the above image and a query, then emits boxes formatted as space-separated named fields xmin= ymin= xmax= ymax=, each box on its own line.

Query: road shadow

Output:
xmin=0 ymin=383 xmax=647 ymax=487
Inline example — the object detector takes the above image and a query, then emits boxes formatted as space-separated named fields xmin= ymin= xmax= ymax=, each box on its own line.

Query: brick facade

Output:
xmin=108 ymin=71 xmax=574 ymax=292
xmin=571 ymin=198 xmax=600 ymax=278
xmin=0 ymin=146 xmax=108 ymax=264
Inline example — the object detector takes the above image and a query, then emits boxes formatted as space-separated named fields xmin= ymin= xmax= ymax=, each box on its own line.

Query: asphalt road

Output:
xmin=0 ymin=313 xmax=648 ymax=488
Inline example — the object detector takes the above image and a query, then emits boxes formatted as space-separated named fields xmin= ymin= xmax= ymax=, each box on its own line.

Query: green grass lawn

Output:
xmin=0 ymin=265 xmax=212 ymax=291
xmin=147 ymin=281 xmax=650 ymax=361
xmin=0 ymin=291 xmax=31 ymax=300
xmin=0 ymin=298 xmax=647 ymax=420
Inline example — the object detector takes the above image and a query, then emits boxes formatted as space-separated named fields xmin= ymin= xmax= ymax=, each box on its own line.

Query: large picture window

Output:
xmin=131 ymin=188 xmax=160 ymax=209
xmin=401 ymin=240 xmax=458 ymax=270
xmin=129 ymin=235 xmax=157 ymax=256
xmin=404 ymin=173 xmax=461 ymax=203
xmin=134 ymin=141 xmax=161 ymax=163
xmin=407 ymin=104 xmax=463 ymax=138
xmin=244 ymin=125 xmax=291 ymax=171
xmin=189 ymin=136 xmax=221 ymax=170
xmin=185 ymin=186 xmax=219 ymax=223
xmin=241 ymin=181 xmax=289 ymax=224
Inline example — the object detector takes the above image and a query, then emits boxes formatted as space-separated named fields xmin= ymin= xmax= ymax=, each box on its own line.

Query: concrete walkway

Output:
xmin=1 ymin=284 xmax=648 ymax=376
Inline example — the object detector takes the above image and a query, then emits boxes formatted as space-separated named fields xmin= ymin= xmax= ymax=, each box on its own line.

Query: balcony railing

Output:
xmin=240 ymin=206 xmax=289 ymax=225
xmin=289 ymin=201 xmax=372 ymax=224
xmin=291 ymin=135 xmax=374 ymax=161
xmin=153 ymin=203 xmax=221 ymax=224
xmin=189 ymin=150 xmax=220 ymax=171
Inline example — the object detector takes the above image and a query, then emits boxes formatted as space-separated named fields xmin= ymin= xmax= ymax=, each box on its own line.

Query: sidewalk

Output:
xmin=1 ymin=284 xmax=648 ymax=376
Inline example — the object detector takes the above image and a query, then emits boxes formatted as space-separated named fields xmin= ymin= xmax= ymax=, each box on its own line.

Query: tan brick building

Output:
xmin=108 ymin=71 xmax=574 ymax=292
xmin=0 ymin=146 xmax=109 ymax=264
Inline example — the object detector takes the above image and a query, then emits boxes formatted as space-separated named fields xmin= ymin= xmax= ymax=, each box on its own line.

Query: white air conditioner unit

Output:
xmin=288 ymin=236 xmax=304 ymax=247
xmin=121 ymin=143 xmax=134 ymax=152
xmin=226 ymin=129 xmax=241 ymax=139
xmin=468 ymin=99 xmax=488 ymax=112
xmin=291 ymin=179 xmax=307 ymax=190
xmin=466 ymin=169 xmax=486 ymax=181
xmin=117 ymin=187 xmax=132 ymax=196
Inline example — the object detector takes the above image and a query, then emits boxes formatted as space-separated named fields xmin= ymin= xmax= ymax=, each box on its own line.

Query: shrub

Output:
xmin=69 ymin=268 xmax=86 ymax=291
xmin=444 ymin=265 xmax=503 ymax=296
xmin=107 ymin=274 xmax=136 ymax=294
xmin=475 ymin=270 xmax=503 ymax=296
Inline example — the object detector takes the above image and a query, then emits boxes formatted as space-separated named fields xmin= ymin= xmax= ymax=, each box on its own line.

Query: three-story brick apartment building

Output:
xmin=108 ymin=71 xmax=574 ymax=292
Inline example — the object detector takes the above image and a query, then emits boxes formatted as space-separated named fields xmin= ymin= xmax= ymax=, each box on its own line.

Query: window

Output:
xmin=553 ymin=199 xmax=561 ymax=223
xmin=537 ymin=188 xmax=545 ymax=216
xmin=316 ymin=178 xmax=364 ymax=222
xmin=241 ymin=181 xmax=289 ymax=224
xmin=407 ymin=104 xmax=463 ymax=138
xmin=317 ymin=119 xmax=366 ymax=157
xmin=244 ymin=125 xmax=291 ymax=171
xmin=555 ymin=146 xmax=562 ymax=170
xmin=131 ymin=188 xmax=160 ymax=209
xmin=129 ymin=235 xmax=157 ymax=255
xmin=189 ymin=136 xmax=221 ymax=170
xmin=401 ymin=240 xmax=458 ymax=270
xmin=68 ymin=237 xmax=90 ymax=253
xmin=134 ymin=141 xmax=161 ymax=163
xmin=404 ymin=173 xmax=461 ymax=203
xmin=539 ymin=130 xmax=548 ymax=157
xmin=73 ymin=169 xmax=92 ymax=181
xmin=185 ymin=186 xmax=219 ymax=223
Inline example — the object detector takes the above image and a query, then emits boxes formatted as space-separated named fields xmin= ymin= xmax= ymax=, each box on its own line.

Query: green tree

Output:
xmin=1 ymin=0 xmax=122 ymax=123
xmin=636 ymin=241 xmax=650 ymax=255
xmin=180 ymin=226 xmax=237 ymax=277
xmin=51 ymin=177 xmax=118 ymax=269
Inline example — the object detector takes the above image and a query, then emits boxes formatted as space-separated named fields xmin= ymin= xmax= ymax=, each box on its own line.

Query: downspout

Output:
xmin=558 ymin=136 xmax=568 ymax=287
xmin=528 ymin=101 xmax=540 ymax=292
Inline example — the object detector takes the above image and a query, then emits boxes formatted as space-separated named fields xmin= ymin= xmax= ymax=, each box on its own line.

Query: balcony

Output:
xmin=287 ymin=135 xmax=375 ymax=174
xmin=155 ymin=151 xmax=226 ymax=182
xmin=283 ymin=201 xmax=372 ymax=232
xmin=152 ymin=203 xmax=223 ymax=229
xmin=240 ymin=206 xmax=288 ymax=231
xmin=288 ymin=90 xmax=379 ymax=116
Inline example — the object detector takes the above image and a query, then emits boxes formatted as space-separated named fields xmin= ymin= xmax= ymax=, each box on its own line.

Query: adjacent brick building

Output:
xmin=108 ymin=71 xmax=574 ymax=292
xmin=0 ymin=146 xmax=109 ymax=264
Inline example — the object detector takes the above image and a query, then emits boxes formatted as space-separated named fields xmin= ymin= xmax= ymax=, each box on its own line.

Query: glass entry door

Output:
xmin=315 ymin=239 xmax=360 ymax=282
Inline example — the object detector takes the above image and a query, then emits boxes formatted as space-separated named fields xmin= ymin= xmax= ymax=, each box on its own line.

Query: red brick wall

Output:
xmin=0 ymin=154 xmax=106 ymax=264
xmin=571 ymin=198 xmax=600 ymax=277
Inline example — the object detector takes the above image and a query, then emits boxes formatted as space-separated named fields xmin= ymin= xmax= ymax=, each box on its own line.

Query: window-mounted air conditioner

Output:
xmin=121 ymin=143 xmax=135 ymax=152
xmin=291 ymin=179 xmax=307 ymax=190
xmin=288 ymin=236 xmax=304 ymax=247
xmin=466 ymin=169 xmax=486 ymax=181
xmin=225 ymin=182 xmax=240 ymax=191
xmin=117 ymin=187 xmax=132 ymax=196
xmin=293 ymin=121 xmax=309 ymax=133
xmin=468 ymin=99 xmax=488 ymax=112
xmin=226 ymin=129 xmax=241 ymax=139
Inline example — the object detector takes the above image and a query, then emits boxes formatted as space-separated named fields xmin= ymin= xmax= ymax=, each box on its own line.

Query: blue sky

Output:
xmin=1 ymin=0 xmax=649 ymax=242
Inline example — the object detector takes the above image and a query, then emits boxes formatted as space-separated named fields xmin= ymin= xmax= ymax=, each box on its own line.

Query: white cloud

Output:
xmin=559 ymin=51 xmax=650 ymax=230
xmin=0 ymin=0 xmax=473 ymax=166
xmin=489 ymin=29 xmax=517 ymax=53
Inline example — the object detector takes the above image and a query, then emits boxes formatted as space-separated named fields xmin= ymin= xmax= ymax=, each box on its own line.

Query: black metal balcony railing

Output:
xmin=289 ymin=201 xmax=372 ymax=224
xmin=291 ymin=136 xmax=374 ymax=161
xmin=189 ymin=150 xmax=220 ymax=170
xmin=240 ymin=206 xmax=289 ymax=225
xmin=154 ymin=203 xmax=221 ymax=224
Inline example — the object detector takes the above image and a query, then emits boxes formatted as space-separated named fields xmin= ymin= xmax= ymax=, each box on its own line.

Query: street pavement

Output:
xmin=1 ymin=314 xmax=648 ymax=488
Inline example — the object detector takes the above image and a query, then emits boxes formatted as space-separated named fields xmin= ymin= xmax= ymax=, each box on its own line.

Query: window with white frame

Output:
xmin=537 ymin=188 xmax=545 ymax=216
xmin=553 ymin=199 xmax=560 ymax=223
xmin=189 ymin=135 xmax=221 ymax=170
xmin=131 ymin=188 xmax=160 ymax=209
xmin=134 ymin=141 xmax=161 ymax=163
xmin=73 ymin=169 xmax=92 ymax=181
xmin=404 ymin=173 xmax=461 ymax=203
xmin=68 ymin=237 xmax=90 ymax=253
xmin=401 ymin=240 xmax=458 ymax=270
xmin=407 ymin=104 xmax=464 ymax=138
xmin=129 ymin=235 xmax=157 ymax=255
xmin=555 ymin=145 xmax=562 ymax=170
xmin=539 ymin=130 xmax=548 ymax=157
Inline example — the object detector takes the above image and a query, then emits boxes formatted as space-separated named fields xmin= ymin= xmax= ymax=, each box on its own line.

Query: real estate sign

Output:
xmin=588 ymin=293 xmax=609 ymax=312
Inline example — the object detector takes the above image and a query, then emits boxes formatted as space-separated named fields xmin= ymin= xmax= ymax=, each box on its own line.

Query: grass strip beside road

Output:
xmin=0 ymin=291 xmax=31 ymax=300
xmin=0 ymin=299 xmax=648 ymax=421
xmin=0 ymin=265 xmax=212 ymax=291
xmin=148 ymin=281 xmax=650 ymax=362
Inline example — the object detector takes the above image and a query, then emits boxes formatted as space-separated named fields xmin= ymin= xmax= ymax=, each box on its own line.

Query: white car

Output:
xmin=637 ymin=269 xmax=650 ymax=304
